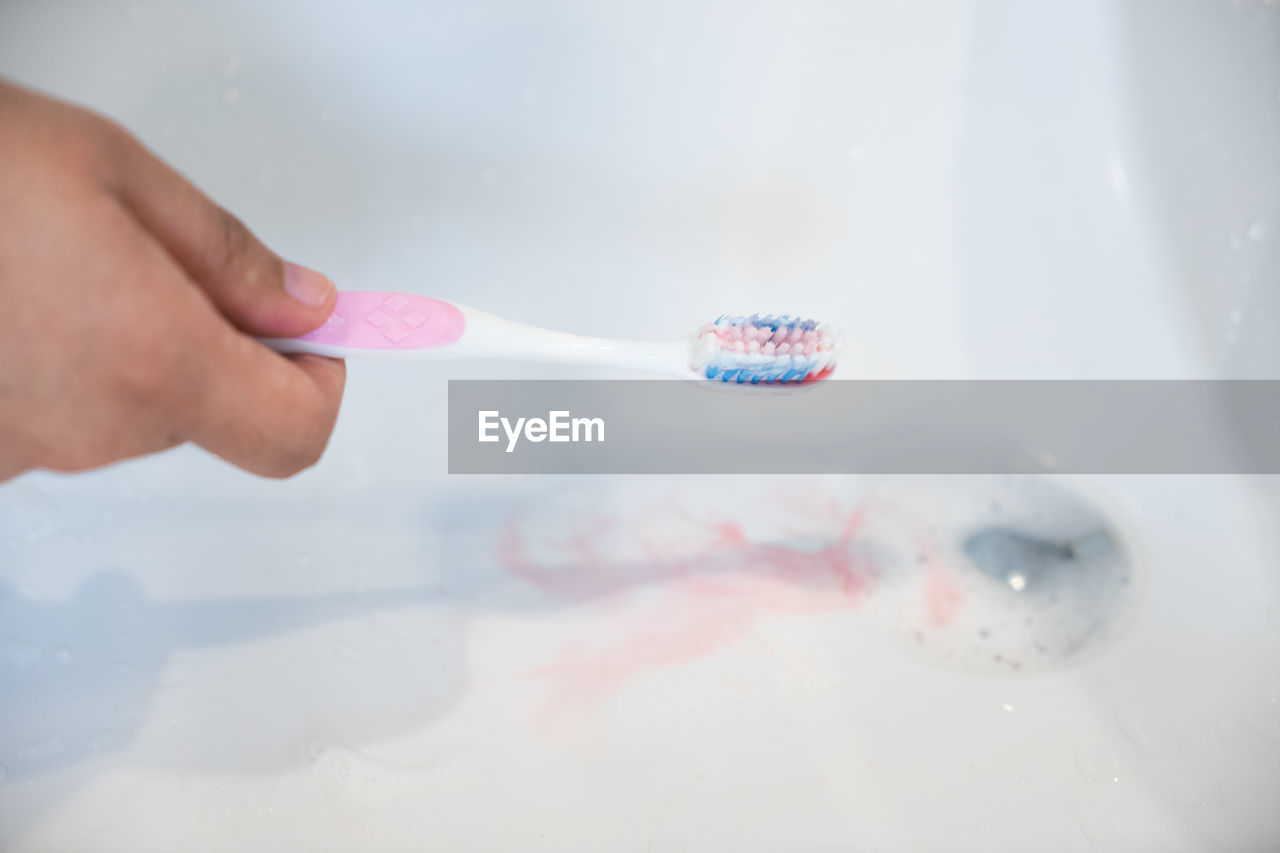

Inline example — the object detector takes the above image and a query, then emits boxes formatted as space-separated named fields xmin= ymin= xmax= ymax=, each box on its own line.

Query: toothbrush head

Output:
xmin=690 ymin=314 xmax=843 ymax=384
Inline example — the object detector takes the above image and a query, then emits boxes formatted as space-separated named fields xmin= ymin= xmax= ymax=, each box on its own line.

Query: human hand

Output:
xmin=0 ymin=80 xmax=346 ymax=481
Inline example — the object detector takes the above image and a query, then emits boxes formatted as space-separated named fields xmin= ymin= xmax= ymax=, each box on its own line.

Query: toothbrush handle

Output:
xmin=261 ymin=291 xmax=466 ymax=358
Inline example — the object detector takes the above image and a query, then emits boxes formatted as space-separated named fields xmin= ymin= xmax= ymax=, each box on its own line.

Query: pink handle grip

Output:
xmin=297 ymin=291 xmax=466 ymax=349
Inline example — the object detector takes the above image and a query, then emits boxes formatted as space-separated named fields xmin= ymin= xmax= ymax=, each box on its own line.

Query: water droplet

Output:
xmin=0 ymin=639 xmax=43 ymax=670
xmin=53 ymin=645 xmax=72 ymax=664
xmin=1079 ymin=812 xmax=1124 ymax=848
xmin=334 ymin=641 xmax=360 ymax=662
xmin=0 ymin=761 xmax=6 ymax=786
xmin=1075 ymin=748 xmax=1122 ymax=783
xmin=1115 ymin=707 xmax=1156 ymax=757
xmin=1240 ymin=703 xmax=1280 ymax=744
xmin=0 ymin=481 xmax=61 ymax=545
xmin=320 ymin=106 xmax=336 ymax=124
xmin=481 ymin=168 xmax=498 ymax=185
xmin=87 ymin=729 xmax=122 ymax=754
xmin=1235 ymin=681 xmax=1280 ymax=745
xmin=1108 ymin=158 xmax=1129 ymax=200
xmin=1249 ymin=219 xmax=1268 ymax=243
xmin=1167 ymin=775 xmax=1222 ymax=810
xmin=224 ymin=87 xmax=240 ymax=104
xmin=1229 ymin=233 xmax=1242 ymax=250
xmin=1001 ymin=703 xmax=1016 ymax=714
xmin=17 ymin=736 xmax=65 ymax=763
xmin=224 ymin=54 xmax=241 ymax=79
xmin=847 ymin=145 xmax=867 ymax=162
xmin=305 ymin=742 xmax=355 ymax=781
xmin=175 ymin=833 xmax=216 ymax=853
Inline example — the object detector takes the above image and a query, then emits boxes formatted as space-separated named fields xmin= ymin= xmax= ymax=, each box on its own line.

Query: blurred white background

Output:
xmin=1 ymin=1 xmax=1277 ymax=850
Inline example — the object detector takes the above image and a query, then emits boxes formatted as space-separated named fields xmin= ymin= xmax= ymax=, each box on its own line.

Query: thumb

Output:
xmin=111 ymin=129 xmax=335 ymax=337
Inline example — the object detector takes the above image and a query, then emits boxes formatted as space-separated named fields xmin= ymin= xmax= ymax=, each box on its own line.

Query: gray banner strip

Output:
xmin=447 ymin=380 xmax=1280 ymax=474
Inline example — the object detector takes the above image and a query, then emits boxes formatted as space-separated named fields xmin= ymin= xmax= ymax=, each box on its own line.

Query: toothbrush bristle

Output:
xmin=690 ymin=314 xmax=843 ymax=384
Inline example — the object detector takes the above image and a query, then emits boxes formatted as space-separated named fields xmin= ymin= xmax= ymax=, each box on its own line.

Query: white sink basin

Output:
xmin=1 ymin=1 xmax=1277 ymax=850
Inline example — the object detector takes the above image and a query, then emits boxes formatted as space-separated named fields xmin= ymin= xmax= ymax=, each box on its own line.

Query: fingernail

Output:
xmin=283 ymin=261 xmax=335 ymax=307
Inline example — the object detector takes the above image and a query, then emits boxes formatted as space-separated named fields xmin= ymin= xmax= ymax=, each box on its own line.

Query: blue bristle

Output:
xmin=714 ymin=313 xmax=824 ymax=334
xmin=733 ymin=364 xmax=785 ymax=384
xmin=705 ymin=366 xmax=720 ymax=379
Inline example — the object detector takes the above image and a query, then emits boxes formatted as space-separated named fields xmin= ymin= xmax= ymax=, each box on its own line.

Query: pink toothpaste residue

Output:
xmin=923 ymin=570 xmax=963 ymax=628
xmin=699 ymin=318 xmax=827 ymax=358
xmin=497 ymin=494 xmax=881 ymax=710
xmin=914 ymin=529 xmax=963 ymax=628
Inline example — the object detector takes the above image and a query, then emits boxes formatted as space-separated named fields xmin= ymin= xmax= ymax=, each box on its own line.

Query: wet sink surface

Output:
xmin=2 ymin=1 xmax=1278 ymax=850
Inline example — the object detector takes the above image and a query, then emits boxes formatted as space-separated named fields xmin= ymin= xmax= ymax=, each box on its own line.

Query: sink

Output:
xmin=1 ymin=1 xmax=1277 ymax=850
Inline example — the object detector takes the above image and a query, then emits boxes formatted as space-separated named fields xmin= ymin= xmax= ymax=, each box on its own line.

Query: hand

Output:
xmin=0 ymin=80 xmax=346 ymax=481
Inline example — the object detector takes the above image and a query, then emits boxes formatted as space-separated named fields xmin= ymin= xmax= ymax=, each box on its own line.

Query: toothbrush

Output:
xmin=261 ymin=291 xmax=843 ymax=384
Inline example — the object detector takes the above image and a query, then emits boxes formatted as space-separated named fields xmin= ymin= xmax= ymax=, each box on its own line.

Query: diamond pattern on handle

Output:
xmin=298 ymin=291 xmax=465 ymax=350
xmin=366 ymin=296 xmax=430 ymax=341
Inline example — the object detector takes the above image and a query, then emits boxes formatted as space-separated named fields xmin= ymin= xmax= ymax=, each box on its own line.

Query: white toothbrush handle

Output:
xmin=260 ymin=290 xmax=690 ymax=374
